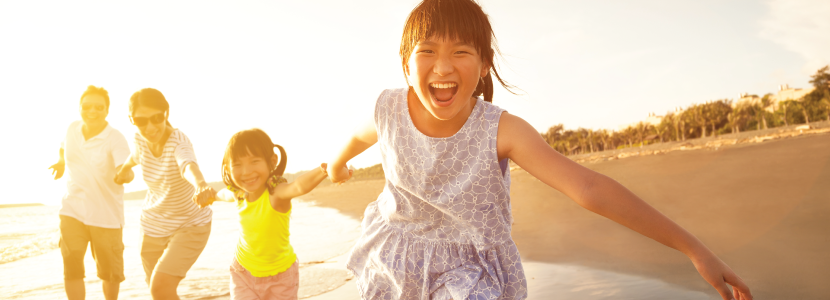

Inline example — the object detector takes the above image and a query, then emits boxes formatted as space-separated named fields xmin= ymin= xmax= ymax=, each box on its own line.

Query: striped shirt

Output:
xmin=132 ymin=129 xmax=212 ymax=237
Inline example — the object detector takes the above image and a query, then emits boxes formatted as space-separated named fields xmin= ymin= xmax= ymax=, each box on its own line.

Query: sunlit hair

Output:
xmin=80 ymin=85 xmax=110 ymax=109
xmin=221 ymin=128 xmax=288 ymax=193
xmin=400 ymin=0 xmax=517 ymax=103
xmin=129 ymin=88 xmax=171 ymax=126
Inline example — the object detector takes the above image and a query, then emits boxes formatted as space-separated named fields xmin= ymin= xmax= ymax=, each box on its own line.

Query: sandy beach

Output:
xmin=301 ymin=128 xmax=830 ymax=299
xmin=3 ymin=127 xmax=828 ymax=299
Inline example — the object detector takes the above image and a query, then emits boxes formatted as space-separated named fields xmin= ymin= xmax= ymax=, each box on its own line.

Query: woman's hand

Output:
xmin=327 ymin=163 xmax=353 ymax=185
xmin=691 ymin=251 xmax=752 ymax=300
xmin=192 ymin=182 xmax=217 ymax=208
xmin=114 ymin=165 xmax=134 ymax=185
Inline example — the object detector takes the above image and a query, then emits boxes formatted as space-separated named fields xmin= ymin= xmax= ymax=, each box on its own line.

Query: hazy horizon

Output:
xmin=2 ymin=0 xmax=828 ymax=205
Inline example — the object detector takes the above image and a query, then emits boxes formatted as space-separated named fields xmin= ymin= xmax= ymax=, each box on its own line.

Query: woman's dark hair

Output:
xmin=129 ymin=88 xmax=172 ymax=126
xmin=400 ymin=0 xmax=517 ymax=103
xmin=221 ymin=128 xmax=287 ymax=193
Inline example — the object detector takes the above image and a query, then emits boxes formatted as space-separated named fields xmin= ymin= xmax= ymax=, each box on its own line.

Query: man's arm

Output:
xmin=49 ymin=148 xmax=65 ymax=180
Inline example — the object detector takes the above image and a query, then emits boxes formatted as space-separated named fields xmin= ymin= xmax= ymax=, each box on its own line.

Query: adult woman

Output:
xmin=115 ymin=88 xmax=215 ymax=300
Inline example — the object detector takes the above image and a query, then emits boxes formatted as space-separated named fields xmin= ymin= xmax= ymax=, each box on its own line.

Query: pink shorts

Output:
xmin=230 ymin=258 xmax=299 ymax=300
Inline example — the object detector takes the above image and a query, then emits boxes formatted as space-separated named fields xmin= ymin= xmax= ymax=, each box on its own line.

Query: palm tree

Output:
xmin=757 ymin=95 xmax=772 ymax=129
xmin=779 ymin=100 xmax=791 ymax=126
xmin=597 ymin=129 xmax=612 ymax=151
xmin=653 ymin=121 xmax=669 ymax=143
xmin=691 ymin=104 xmax=708 ymax=138
xmin=634 ymin=122 xmax=651 ymax=148
xmin=708 ymin=99 xmax=732 ymax=135
xmin=808 ymin=66 xmax=830 ymax=121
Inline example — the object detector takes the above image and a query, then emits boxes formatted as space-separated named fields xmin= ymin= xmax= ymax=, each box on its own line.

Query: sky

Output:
xmin=1 ymin=0 xmax=828 ymax=205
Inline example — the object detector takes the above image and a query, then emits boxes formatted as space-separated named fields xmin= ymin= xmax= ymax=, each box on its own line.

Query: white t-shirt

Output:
xmin=60 ymin=121 xmax=131 ymax=229
xmin=132 ymin=129 xmax=212 ymax=237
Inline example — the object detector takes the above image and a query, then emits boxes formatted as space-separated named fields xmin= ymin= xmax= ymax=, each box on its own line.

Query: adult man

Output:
xmin=49 ymin=85 xmax=133 ymax=300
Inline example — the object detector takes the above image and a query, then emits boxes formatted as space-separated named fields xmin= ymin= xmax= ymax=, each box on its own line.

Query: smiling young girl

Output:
xmin=215 ymin=128 xmax=351 ymax=300
xmin=326 ymin=1 xmax=753 ymax=300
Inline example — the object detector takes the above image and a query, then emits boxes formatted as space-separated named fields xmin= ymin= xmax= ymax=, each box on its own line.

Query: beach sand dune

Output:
xmin=303 ymin=132 xmax=830 ymax=299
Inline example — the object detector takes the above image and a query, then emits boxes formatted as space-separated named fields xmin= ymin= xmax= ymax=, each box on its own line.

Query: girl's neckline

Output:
xmin=402 ymin=86 xmax=481 ymax=140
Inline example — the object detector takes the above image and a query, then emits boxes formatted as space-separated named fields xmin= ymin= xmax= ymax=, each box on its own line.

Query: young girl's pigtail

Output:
xmin=273 ymin=144 xmax=287 ymax=177
xmin=267 ymin=144 xmax=289 ymax=194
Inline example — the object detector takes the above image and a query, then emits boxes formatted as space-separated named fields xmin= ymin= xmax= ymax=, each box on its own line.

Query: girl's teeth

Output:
xmin=430 ymin=83 xmax=457 ymax=89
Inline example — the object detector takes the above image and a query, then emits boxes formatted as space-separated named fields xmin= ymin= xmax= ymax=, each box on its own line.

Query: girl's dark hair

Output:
xmin=221 ymin=128 xmax=287 ymax=192
xmin=400 ymin=0 xmax=517 ymax=103
xmin=129 ymin=88 xmax=172 ymax=126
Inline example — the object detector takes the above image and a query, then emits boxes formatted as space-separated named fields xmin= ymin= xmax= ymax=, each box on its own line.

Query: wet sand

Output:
xmin=303 ymin=132 xmax=830 ymax=299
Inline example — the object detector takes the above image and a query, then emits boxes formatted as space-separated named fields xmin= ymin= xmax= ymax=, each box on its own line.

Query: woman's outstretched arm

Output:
xmin=497 ymin=112 xmax=752 ymax=300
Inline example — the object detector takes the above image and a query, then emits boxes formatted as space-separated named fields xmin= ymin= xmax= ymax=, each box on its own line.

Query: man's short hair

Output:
xmin=80 ymin=85 xmax=110 ymax=108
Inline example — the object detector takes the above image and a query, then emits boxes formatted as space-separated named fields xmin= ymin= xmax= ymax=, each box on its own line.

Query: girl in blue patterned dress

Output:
xmin=327 ymin=0 xmax=753 ymax=299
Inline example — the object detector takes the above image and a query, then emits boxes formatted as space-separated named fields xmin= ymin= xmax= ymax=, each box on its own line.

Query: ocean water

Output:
xmin=1 ymin=201 xmax=716 ymax=299
xmin=0 ymin=199 xmax=361 ymax=299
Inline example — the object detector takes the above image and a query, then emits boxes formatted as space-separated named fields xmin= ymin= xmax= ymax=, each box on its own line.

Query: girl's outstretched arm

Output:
xmin=328 ymin=117 xmax=378 ymax=183
xmin=215 ymin=188 xmax=236 ymax=202
xmin=497 ymin=112 xmax=752 ymax=300
xmin=271 ymin=163 xmax=352 ymax=202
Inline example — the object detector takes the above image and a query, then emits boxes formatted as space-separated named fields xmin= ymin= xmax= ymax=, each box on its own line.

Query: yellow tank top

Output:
xmin=235 ymin=189 xmax=296 ymax=277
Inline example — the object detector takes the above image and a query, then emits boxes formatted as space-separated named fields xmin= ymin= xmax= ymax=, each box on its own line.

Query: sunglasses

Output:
xmin=81 ymin=104 xmax=106 ymax=112
xmin=130 ymin=113 xmax=166 ymax=127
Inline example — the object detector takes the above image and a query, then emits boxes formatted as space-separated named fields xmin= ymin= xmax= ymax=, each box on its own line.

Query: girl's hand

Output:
xmin=113 ymin=165 xmax=134 ymax=185
xmin=192 ymin=182 xmax=217 ymax=208
xmin=691 ymin=251 xmax=752 ymax=300
xmin=327 ymin=163 xmax=353 ymax=184
xmin=49 ymin=161 xmax=65 ymax=180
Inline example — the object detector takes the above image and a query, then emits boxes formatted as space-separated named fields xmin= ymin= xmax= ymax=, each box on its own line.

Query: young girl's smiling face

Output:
xmin=230 ymin=151 xmax=277 ymax=198
xmin=407 ymin=37 xmax=489 ymax=121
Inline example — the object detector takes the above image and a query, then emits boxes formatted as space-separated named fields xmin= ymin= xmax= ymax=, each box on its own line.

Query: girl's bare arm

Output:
xmin=328 ymin=117 xmax=378 ymax=182
xmin=497 ymin=112 xmax=752 ymax=300
xmin=271 ymin=164 xmax=338 ymax=201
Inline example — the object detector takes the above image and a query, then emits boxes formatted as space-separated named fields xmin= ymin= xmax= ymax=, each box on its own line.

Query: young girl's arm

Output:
xmin=497 ymin=112 xmax=752 ymax=300
xmin=215 ymin=188 xmax=236 ymax=202
xmin=327 ymin=118 xmax=378 ymax=183
xmin=270 ymin=163 xmax=352 ymax=202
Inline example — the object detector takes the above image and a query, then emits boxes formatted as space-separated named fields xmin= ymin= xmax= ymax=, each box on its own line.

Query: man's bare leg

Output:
xmin=65 ymin=278 xmax=85 ymax=300
xmin=103 ymin=280 xmax=120 ymax=300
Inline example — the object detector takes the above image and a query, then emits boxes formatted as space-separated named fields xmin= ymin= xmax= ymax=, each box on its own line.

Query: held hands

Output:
xmin=692 ymin=251 xmax=753 ymax=300
xmin=192 ymin=182 xmax=217 ymax=209
xmin=326 ymin=163 xmax=353 ymax=185
xmin=49 ymin=161 xmax=65 ymax=180
xmin=113 ymin=165 xmax=134 ymax=185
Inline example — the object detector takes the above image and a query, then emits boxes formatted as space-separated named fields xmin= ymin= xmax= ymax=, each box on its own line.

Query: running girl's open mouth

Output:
xmin=429 ymin=82 xmax=458 ymax=107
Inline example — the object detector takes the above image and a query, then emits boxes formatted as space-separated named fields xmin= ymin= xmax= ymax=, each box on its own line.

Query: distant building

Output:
xmin=732 ymin=93 xmax=761 ymax=108
xmin=618 ymin=112 xmax=663 ymax=131
xmin=769 ymin=84 xmax=815 ymax=111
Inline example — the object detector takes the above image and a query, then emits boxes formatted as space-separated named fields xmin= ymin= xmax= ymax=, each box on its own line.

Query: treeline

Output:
xmin=541 ymin=66 xmax=830 ymax=155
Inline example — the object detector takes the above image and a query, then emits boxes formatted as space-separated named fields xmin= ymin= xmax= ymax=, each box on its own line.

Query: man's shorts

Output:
xmin=140 ymin=223 xmax=211 ymax=284
xmin=59 ymin=215 xmax=125 ymax=282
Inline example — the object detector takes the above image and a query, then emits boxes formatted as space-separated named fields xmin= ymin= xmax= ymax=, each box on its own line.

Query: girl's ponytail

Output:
xmin=476 ymin=73 xmax=494 ymax=103
xmin=273 ymin=144 xmax=287 ymax=177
